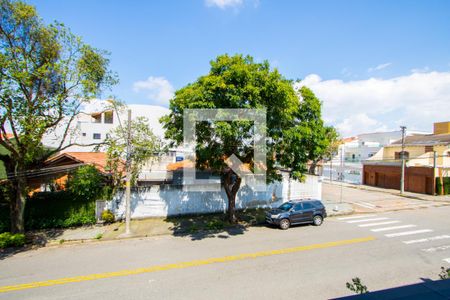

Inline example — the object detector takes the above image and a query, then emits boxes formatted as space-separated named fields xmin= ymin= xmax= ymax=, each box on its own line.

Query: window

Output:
xmin=425 ymin=146 xmax=433 ymax=153
xmin=104 ymin=111 xmax=113 ymax=124
xmin=93 ymin=133 xmax=101 ymax=140
xmin=302 ymin=202 xmax=314 ymax=210
xmin=293 ymin=203 xmax=303 ymax=211
xmin=278 ymin=202 xmax=293 ymax=211
xmin=91 ymin=113 xmax=101 ymax=123
xmin=82 ymin=132 xmax=86 ymax=137
xmin=395 ymin=151 xmax=409 ymax=160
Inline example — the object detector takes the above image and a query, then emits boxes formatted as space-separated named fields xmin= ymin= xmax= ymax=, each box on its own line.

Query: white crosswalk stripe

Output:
xmin=403 ymin=235 xmax=450 ymax=244
xmin=360 ymin=201 xmax=376 ymax=208
xmin=352 ymin=203 xmax=377 ymax=210
xmin=371 ymin=225 xmax=416 ymax=232
xmin=385 ymin=229 xmax=433 ymax=238
xmin=338 ymin=214 xmax=376 ymax=221
xmin=421 ymin=245 xmax=450 ymax=253
xmin=347 ymin=217 xmax=389 ymax=224
xmin=358 ymin=221 xmax=401 ymax=227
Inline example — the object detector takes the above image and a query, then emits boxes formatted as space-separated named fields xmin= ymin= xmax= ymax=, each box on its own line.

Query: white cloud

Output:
xmin=205 ymin=0 xmax=243 ymax=9
xmin=297 ymin=71 xmax=450 ymax=137
xmin=336 ymin=114 xmax=388 ymax=137
xmin=368 ymin=62 xmax=392 ymax=72
xmin=133 ymin=76 xmax=175 ymax=106
xmin=411 ymin=66 xmax=430 ymax=73
xmin=205 ymin=0 xmax=258 ymax=9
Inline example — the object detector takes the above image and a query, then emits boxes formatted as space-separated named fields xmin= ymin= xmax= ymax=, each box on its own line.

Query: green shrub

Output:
xmin=0 ymin=232 xmax=26 ymax=248
xmin=101 ymin=210 xmax=115 ymax=224
xmin=436 ymin=177 xmax=450 ymax=195
xmin=66 ymin=165 xmax=105 ymax=201
xmin=0 ymin=165 xmax=110 ymax=233
xmin=25 ymin=190 xmax=96 ymax=230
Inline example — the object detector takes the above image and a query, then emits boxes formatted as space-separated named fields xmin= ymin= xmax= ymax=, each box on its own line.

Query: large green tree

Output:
xmin=295 ymin=86 xmax=339 ymax=174
xmin=161 ymin=54 xmax=327 ymax=223
xmin=0 ymin=0 xmax=116 ymax=232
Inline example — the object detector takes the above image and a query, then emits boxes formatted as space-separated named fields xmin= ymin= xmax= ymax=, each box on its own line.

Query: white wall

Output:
xmin=41 ymin=100 xmax=169 ymax=152
xmin=108 ymin=175 xmax=322 ymax=219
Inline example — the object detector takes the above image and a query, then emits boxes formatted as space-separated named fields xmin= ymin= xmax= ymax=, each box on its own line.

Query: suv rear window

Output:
xmin=311 ymin=201 xmax=324 ymax=208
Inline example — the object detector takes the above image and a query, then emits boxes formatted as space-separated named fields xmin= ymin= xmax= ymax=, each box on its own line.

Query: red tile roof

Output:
xmin=46 ymin=152 xmax=125 ymax=174
xmin=342 ymin=136 xmax=357 ymax=143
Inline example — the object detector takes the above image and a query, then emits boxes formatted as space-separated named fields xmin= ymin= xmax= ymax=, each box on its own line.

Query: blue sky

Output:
xmin=28 ymin=0 xmax=450 ymax=136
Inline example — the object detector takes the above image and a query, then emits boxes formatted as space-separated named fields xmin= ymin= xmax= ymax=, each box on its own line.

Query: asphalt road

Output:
xmin=2 ymin=206 xmax=450 ymax=299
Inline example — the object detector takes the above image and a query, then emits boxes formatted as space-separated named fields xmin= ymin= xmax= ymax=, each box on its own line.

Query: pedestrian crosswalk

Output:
xmin=371 ymin=224 xmax=417 ymax=232
xmin=358 ymin=220 xmax=400 ymax=227
xmin=346 ymin=217 xmax=389 ymax=223
xmin=338 ymin=214 xmax=450 ymax=264
xmin=385 ymin=229 xmax=433 ymax=237
xmin=402 ymin=235 xmax=450 ymax=244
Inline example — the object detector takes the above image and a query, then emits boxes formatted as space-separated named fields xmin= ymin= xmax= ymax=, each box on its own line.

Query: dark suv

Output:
xmin=265 ymin=199 xmax=327 ymax=230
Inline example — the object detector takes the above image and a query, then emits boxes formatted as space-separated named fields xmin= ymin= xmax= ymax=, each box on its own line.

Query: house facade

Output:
xmin=42 ymin=99 xmax=169 ymax=153
xmin=362 ymin=121 xmax=450 ymax=195
xmin=323 ymin=130 xmax=428 ymax=184
xmin=28 ymin=152 xmax=120 ymax=193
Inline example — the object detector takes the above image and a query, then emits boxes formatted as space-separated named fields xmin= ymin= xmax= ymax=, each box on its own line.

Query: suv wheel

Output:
xmin=279 ymin=218 xmax=290 ymax=230
xmin=313 ymin=215 xmax=323 ymax=226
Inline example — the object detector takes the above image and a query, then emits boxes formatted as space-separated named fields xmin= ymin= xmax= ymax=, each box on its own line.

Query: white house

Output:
xmin=324 ymin=129 xmax=429 ymax=184
xmin=42 ymin=99 xmax=170 ymax=152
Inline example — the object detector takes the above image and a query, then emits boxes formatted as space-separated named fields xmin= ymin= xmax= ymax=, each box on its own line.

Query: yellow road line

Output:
xmin=0 ymin=236 xmax=375 ymax=293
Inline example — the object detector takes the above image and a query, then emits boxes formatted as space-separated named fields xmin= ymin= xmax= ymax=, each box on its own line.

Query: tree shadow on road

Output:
xmin=164 ymin=208 xmax=267 ymax=241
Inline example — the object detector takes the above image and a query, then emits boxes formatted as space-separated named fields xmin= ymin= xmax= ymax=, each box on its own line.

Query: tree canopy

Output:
xmin=161 ymin=54 xmax=331 ymax=222
xmin=0 ymin=0 xmax=116 ymax=232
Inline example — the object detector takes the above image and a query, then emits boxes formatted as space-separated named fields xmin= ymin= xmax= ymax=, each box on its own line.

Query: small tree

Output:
xmin=346 ymin=277 xmax=368 ymax=294
xmin=102 ymin=115 xmax=162 ymax=187
xmin=439 ymin=267 xmax=450 ymax=280
xmin=0 ymin=0 xmax=116 ymax=232
xmin=162 ymin=54 xmax=328 ymax=223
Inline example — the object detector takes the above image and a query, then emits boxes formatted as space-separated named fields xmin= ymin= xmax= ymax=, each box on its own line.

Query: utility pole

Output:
xmin=125 ymin=109 xmax=132 ymax=235
xmin=400 ymin=126 xmax=406 ymax=194
xmin=340 ymin=144 xmax=344 ymax=204
xmin=330 ymin=158 xmax=333 ymax=183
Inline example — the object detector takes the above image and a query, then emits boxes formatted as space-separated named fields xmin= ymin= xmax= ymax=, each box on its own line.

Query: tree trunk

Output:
xmin=308 ymin=161 xmax=318 ymax=175
xmin=10 ymin=174 xmax=27 ymax=233
xmin=223 ymin=169 xmax=241 ymax=224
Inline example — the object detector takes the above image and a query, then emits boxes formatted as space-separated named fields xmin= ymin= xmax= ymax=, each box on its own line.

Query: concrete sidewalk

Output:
xmin=26 ymin=205 xmax=352 ymax=246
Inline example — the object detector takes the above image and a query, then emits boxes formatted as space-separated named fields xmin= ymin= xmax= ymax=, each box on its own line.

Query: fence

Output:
xmin=108 ymin=175 xmax=322 ymax=219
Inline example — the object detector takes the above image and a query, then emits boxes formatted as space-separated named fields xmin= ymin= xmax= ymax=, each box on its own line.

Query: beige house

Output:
xmin=363 ymin=121 xmax=450 ymax=195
